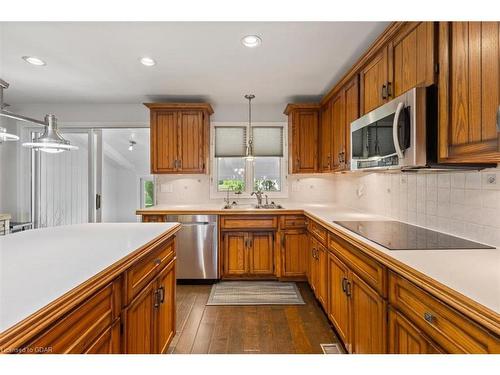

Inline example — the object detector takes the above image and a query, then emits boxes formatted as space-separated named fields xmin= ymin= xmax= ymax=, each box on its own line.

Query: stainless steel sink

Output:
xmin=222 ymin=203 xmax=284 ymax=210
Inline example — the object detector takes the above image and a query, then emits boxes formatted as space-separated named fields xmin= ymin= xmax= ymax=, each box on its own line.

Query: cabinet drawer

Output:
xmin=125 ymin=239 xmax=175 ymax=303
xmin=24 ymin=283 xmax=116 ymax=354
xmin=280 ymin=215 xmax=307 ymax=230
xmin=328 ymin=233 xmax=387 ymax=296
xmin=389 ymin=272 xmax=500 ymax=353
xmin=220 ymin=215 xmax=278 ymax=230
xmin=308 ymin=220 xmax=328 ymax=245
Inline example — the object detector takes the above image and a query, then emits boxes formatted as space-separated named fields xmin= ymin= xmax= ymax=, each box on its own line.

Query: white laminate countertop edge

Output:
xmin=0 ymin=222 xmax=179 ymax=333
xmin=139 ymin=203 xmax=500 ymax=315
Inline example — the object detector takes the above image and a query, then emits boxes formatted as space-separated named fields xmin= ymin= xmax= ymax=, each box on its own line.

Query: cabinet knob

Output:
xmin=424 ymin=311 xmax=436 ymax=324
xmin=153 ymin=258 xmax=162 ymax=265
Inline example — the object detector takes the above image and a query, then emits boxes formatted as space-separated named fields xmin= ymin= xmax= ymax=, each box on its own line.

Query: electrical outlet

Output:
xmin=486 ymin=174 xmax=497 ymax=185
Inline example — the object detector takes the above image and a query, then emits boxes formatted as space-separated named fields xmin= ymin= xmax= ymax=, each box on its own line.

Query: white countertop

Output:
xmin=0 ymin=222 xmax=178 ymax=333
xmin=140 ymin=203 xmax=500 ymax=315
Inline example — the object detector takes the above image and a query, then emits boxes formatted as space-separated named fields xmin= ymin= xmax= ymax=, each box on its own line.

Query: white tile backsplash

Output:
xmin=333 ymin=168 xmax=500 ymax=247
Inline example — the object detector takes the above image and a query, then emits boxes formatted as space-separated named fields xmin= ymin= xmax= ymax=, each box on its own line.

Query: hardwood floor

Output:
xmin=168 ymin=282 xmax=341 ymax=354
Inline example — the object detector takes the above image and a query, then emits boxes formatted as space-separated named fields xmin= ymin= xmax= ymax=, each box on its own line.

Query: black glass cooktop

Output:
xmin=334 ymin=220 xmax=495 ymax=250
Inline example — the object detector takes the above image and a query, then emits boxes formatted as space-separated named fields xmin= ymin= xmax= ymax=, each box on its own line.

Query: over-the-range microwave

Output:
xmin=349 ymin=86 xmax=494 ymax=172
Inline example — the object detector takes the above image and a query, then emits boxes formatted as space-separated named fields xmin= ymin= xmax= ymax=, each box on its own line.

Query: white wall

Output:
xmin=333 ymin=168 xmax=500 ymax=247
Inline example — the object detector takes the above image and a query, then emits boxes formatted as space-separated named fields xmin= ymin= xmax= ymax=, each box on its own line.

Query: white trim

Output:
xmin=209 ymin=122 xmax=288 ymax=199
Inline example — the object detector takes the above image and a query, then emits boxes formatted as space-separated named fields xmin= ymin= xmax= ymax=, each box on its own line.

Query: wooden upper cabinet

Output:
xmin=319 ymin=101 xmax=333 ymax=172
xmin=284 ymin=104 xmax=320 ymax=173
xmin=359 ymin=47 xmax=389 ymax=115
xmin=439 ymin=22 xmax=500 ymax=163
xmin=145 ymin=103 xmax=213 ymax=174
xmin=389 ymin=22 xmax=436 ymax=97
xmin=331 ymin=91 xmax=346 ymax=171
xmin=343 ymin=76 xmax=359 ymax=169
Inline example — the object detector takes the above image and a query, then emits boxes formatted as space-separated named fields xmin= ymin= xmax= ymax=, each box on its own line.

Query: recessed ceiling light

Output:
xmin=140 ymin=57 xmax=156 ymax=66
xmin=22 ymin=56 xmax=46 ymax=66
xmin=241 ymin=35 xmax=262 ymax=48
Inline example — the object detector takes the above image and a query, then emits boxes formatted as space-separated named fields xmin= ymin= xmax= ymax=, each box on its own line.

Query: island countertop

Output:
xmin=0 ymin=222 xmax=180 ymax=333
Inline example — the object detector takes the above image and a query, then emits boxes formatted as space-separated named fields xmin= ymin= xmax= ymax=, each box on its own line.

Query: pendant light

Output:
xmin=244 ymin=94 xmax=255 ymax=161
xmin=0 ymin=78 xmax=77 ymax=153
xmin=22 ymin=114 xmax=78 ymax=153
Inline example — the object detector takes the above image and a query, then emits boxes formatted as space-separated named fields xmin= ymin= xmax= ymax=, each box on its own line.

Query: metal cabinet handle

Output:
xmin=158 ymin=286 xmax=165 ymax=304
xmin=381 ymin=84 xmax=387 ymax=100
xmin=342 ymin=277 xmax=348 ymax=293
xmin=153 ymin=289 xmax=160 ymax=308
xmin=424 ymin=312 xmax=436 ymax=324
xmin=387 ymin=82 xmax=392 ymax=97
xmin=345 ymin=281 xmax=352 ymax=297
xmin=153 ymin=258 xmax=162 ymax=266
xmin=497 ymin=106 xmax=500 ymax=132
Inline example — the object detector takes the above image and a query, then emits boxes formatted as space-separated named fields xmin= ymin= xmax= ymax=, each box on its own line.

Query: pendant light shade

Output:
xmin=244 ymin=94 xmax=255 ymax=161
xmin=0 ymin=127 xmax=19 ymax=142
xmin=22 ymin=115 xmax=78 ymax=153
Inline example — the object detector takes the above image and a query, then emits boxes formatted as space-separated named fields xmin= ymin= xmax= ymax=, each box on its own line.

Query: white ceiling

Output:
xmin=0 ymin=22 xmax=389 ymax=107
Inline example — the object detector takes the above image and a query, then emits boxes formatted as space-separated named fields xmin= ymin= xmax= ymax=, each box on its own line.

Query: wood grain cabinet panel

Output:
xmin=284 ymin=104 xmax=320 ymax=174
xmin=390 ymin=22 xmax=436 ymax=97
xmin=439 ymin=22 xmax=500 ymax=163
xmin=280 ymin=215 xmax=307 ymax=230
xmin=249 ymin=232 xmax=274 ymax=276
xmin=343 ymin=76 xmax=359 ymax=169
xmin=360 ymin=48 xmax=389 ymax=115
xmin=84 ymin=322 xmax=121 ymax=354
xmin=146 ymin=103 xmax=213 ymax=174
xmin=327 ymin=253 xmax=350 ymax=346
xmin=222 ymin=232 xmax=248 ymax=276
xmin=316 ymin=243 xmax=328 ymax=309
xmin=281 ymin=230 xmax=308 ymax=277
xmin=320 ymin=100 xmax=333 ymax=172
xmin=155 ymin=258 xmax=176 ymax=354
xmin=23 ymin=283 xmax=116 ymax=354
xmin=349 ymin=272 xmax=387 ymax=354
xmin=389 ymin=272 xmax=500 ymax=353
xmin=220 ymin=216 xmax=278 ymax=230
xmin=388 ymin=309 xmax=442 ymax=354
xmin=331 ymin=91 xmax=346 ymax=171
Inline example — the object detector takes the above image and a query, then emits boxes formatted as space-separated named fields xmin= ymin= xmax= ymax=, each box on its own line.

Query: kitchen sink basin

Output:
xmin=222 ymin=203 xmax=284 ymax=210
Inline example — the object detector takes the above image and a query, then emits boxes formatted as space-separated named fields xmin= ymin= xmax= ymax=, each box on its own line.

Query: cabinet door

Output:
xmin=331 ymin=92 xmax=345 ymax=171
xmin=390 ymin=22 xmax=435 ymax=97
xmin=293 ymin=110 xmax=319 ymax=173
xmin=223 ymin=232 xmax=248 ymax=276
xmin=327 ymin=253 xmax=350 ymax=347
xmin=388 ymin=309 xmax=443 ymax=354
xmin=249 ymin=232 xmax=274 ymax=276
xmin=124 ymin=281 xmax=156 ymax=354
xmin=349 ymin=272 xmax=387 ymax=354
xmin=316 ymin=244 xmax=328 ymax=309
xmin=359 ymin=48 xmax=389 ymax=114
xmin=151 ymin=110 xmax=178 ymax=173
xmin=155 ymin=259 xmax=176 ymax=354
xmin=320 ymin=101 xmax=333 ymax=171
xmin=439 ymin=22 xmax=500 ymax=163
xmin=309 ymin=237 xmax=318 ymax=294
xmin=178 ymin=111 xmax=205 ymax=173
xmin=343 ymin=76 xmax=359 ymax=170
xmin=281 ymin=231 xmax=308 ymax=277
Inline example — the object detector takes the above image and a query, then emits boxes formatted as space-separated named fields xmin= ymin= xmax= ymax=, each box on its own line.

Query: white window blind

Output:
xmin=252 ymin=126 xmax=283 ymax=157
xmin=215 ymin=126 xmax=247 ymax=157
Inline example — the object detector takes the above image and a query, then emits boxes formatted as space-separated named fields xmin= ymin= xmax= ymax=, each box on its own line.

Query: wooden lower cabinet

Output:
xmin=85 ymin=323 xmax=121 ymax=354
xmin=222 ymin=231 xmax=275 ymax=278
xmin=327 ymin=253 xmax=350 ymax=346
xmin=388 ymin=309 xmax=442 ymax=354
xmin=124 ymin=258 xmax=176 ymax=354
xmin=349 ymin=272 xmax=387 ymax=354
xmin=309 ymin=236 xmax=328 ymax=309
xmin=281 ymin=230 xmax=308 ymax=277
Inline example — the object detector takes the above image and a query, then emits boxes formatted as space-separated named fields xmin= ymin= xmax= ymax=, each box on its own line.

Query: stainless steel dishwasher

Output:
xmin=165 ymin=215 xmax=218 ymax=280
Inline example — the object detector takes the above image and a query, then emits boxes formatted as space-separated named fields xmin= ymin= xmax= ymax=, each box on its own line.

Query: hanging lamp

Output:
xmin=244 ymin=94 xmax=255 ymax=161
xmin=0 ymin=78 xmax=78 ymax=153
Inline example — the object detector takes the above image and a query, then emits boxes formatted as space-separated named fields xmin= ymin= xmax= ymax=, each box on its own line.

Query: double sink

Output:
xmin=222 ymin=203 xmax=284 ymax=210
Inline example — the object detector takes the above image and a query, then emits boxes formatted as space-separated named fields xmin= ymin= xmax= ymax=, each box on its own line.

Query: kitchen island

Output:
xmin=0 ymin=222 xmax=181 ymax=354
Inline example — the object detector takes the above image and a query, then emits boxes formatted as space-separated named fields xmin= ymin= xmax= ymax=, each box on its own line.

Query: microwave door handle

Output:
xmin=392 ymin=102 xmax=405 ymax=160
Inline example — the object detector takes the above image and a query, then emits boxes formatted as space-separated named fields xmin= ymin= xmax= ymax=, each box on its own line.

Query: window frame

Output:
xmin=209 ymin=122 xmax=288 ymax=199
